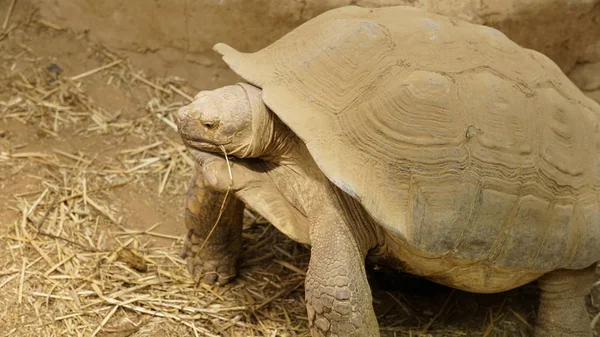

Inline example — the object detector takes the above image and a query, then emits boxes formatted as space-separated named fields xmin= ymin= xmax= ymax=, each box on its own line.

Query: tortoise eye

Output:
xmin=203 ymin=121 xmax=218 ymax=129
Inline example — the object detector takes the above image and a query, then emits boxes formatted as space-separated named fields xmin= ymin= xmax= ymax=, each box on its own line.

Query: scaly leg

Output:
xmin=535 ymin=264 xmax=596 ymax=337
xmin=181 ymin=163 xmax=244 ymax=285
xmin=305 ymin=191 xmax=380 ymax=337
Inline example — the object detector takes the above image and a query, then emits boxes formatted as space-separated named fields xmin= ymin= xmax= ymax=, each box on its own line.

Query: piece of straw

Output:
xmin=2 ymin=0 xmax=17 ymax=30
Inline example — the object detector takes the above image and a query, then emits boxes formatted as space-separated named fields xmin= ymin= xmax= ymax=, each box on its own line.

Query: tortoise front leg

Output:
xmin=305 ymin=196 xmax=380 ymax=337
xmin=181 ymin=163 xmax=244 ymax=285
xmin=535 ymin=264 xmax=596 ymax=337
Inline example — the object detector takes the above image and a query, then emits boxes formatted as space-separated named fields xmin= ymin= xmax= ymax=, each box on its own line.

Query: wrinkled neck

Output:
xmin=235 ymin=105 xmax=297 ymax=163
xmin=241 ymin=104 xmax=276 ymax=158
xmin=233 ymin=82 xmax=297 ymax=161
xmin=260 ymin=114 xmax=298 ymax=163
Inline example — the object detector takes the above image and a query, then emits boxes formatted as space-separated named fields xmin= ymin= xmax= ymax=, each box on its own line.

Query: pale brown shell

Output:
xmin=215 ymin=6 xmax=600 ymax=271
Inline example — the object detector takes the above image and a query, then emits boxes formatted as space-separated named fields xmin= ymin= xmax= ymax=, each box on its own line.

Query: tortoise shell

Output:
xmin=215 ymin=6 xmax=600 ymax=271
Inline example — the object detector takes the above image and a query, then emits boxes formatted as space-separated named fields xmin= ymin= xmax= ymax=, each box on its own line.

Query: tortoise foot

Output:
xmin=181 ymin=230 xmax=239 ymax=285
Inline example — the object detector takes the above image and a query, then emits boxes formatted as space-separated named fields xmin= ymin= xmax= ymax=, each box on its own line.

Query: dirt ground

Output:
xmin=33 ymin=0 xmax=600 ymax=95
xmin=1 ymin=2 xmax=599 ymax=337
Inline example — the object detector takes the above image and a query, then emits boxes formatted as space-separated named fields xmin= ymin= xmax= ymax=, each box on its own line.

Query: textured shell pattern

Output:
xmin=215 ymin=6 xmax=600 ymax=271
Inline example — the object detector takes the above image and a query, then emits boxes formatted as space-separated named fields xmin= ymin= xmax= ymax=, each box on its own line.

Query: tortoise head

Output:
xmin=177 ymin=83 xmax=273 ymax=158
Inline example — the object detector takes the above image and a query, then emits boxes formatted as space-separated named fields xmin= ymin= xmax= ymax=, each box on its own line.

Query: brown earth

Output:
xmin=35 ymin=0 xmax=600 ymax=100
xmin=1 ymin=1 xmax=600 ymax=337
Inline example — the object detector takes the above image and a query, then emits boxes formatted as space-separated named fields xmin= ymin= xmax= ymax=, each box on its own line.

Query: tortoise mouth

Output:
xmin=180 ymin=134 xmax=230 ymax=152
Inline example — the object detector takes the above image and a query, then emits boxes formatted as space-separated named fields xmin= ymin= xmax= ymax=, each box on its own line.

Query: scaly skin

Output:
xmin=535 ymin=264 xmax=596 ymax=337
xmin=181 ymin=164 xmax=244 ymax=285
xmin=305 ymin=189 xmax=380 ymax=337
xmin=306 ymin=225 xmax=379 ymax=337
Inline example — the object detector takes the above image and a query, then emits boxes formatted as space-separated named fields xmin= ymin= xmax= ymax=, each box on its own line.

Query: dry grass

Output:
xmin=1 ymin=6 xmax=599 ymax=337
xmin=0 ymin=204 xmax=310 ymax=337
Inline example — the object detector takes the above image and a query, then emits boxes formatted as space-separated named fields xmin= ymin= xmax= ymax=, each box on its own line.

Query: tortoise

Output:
xmin=177 ymin=5 xmax=600 ymax=337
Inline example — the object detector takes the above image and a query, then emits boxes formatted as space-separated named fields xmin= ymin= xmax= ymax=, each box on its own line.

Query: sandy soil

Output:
xmin=0 ymin=2 xmax=599 ymax=337
xmin=33 ymin=0 xmax=600 ymax=96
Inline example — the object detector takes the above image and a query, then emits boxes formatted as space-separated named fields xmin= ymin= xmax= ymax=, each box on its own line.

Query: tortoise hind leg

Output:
xmin=535 ymin=264 xmax=597 ymax=337
xmin=181 ymin=163 xmax=244 ymax=285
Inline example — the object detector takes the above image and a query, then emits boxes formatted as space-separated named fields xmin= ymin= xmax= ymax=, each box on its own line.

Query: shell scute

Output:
xmin=495 ymin=195 xmax=551 ymax=269
xmin=537 ymin=88 xmax=591 ymax=186
xmin=453 ymin=187 xmax=518 ymax=262
xmin=270 ymin=18 xmax=394 ymax=116
xmin=411 ymin=181 xmax=478 ymax=255
xmin=532 ymin=203 xmax=573 ymax=269
xmin=458 ymin=71 xmax=535 ymax=180
xmin=571 ymin=201 xmax=600 ymax=268
xmin=348 ymin=69 xmax=458 ymax=149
